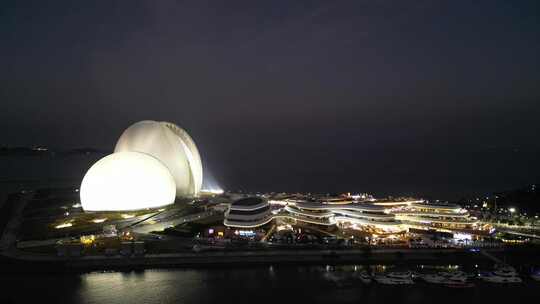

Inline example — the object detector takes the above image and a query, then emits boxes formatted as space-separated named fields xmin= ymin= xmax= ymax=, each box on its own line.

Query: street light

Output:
xmin=509 ymin=207 xmax=516 ymax=214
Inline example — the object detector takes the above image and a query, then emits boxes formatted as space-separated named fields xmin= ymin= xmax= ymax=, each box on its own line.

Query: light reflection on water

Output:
xmin=1 ymin=265 xmax=539 ymax=304
xmin=77 ymin=270 xmax=206 ymax=304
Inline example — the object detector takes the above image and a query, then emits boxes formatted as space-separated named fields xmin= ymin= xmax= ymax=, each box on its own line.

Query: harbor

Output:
xmin=1 ymin=262 xmax=540 ymax=304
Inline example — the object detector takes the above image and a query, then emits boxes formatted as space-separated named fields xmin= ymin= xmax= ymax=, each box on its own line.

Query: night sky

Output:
xmin=1 ymin=1 xmax=539 ymax=199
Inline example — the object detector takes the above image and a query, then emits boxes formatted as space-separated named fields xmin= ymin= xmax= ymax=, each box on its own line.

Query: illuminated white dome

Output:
xmin=80 ymin=152 xmax=176 ymax=211
xmin=114 ymin=120 xmax=203 ymax=197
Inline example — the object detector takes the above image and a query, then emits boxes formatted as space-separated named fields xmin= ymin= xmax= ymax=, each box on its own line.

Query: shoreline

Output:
xmin=2 ymin=246 xmax=539 ymax=274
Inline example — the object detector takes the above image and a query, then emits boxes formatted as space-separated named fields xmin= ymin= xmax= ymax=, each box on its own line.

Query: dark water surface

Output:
xmin=0 ymin=266 xmax=539 ymax=304
xmin=0 ymin=155 xmax=100 ymax=204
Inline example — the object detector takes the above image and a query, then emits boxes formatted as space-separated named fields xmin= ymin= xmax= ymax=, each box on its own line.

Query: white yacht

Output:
xmin=421 ymin=271 xmax=468 ymax=284
xmin=440 ymin=271 xmax=468 ymax=282
xmin=358 ymin=271 xmax=372 ymax=284
xmin=478 ymin=266 xmax=522 ymax=283
xmin=374 ymin=271 xmax=414 ymax=285
xmin=492 ymin=266 xmax=519 ymax=277
xmin=442 ymin=272 xmax=474 ymax=287
xmin=421 ymin=274 xmax=447 ymax=284
xmin=479 ymin=273 xmax=522 ymax=283
xmin=418 ymin=270 xmax=474 ymax=287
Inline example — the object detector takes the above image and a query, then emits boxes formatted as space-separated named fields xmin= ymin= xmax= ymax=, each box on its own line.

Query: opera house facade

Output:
xmin=80 ymin=120 xmax=203 ymax=211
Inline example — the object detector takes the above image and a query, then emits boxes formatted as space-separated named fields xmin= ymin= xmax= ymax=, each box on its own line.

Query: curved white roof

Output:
xmin=230 ymin=197 xmax=268 ymax=211
xmin=225 ymin=209 xmax=271 ymax=222
xmin=284 ymin=206 xmax=334 ymax=218
xmin=410 ymin=202 xmax=462 ymax=211
xmin=393 ymin=210 xmax=470 ymax=218
xmin=332 ymin=209 xmax=395 ymax=220
xmin=115 ymin=120 xmax=203 ymax=197
xmin=398 ymin=215 xmax=477 ymax=225
xmin=80 ymin=152 xmax=176 ymax=211
xmin=224 ymin=216 xmax=274 ymax=228
xmin=333 ymin=216 xmax=402 ymax=227
xmin=295 ymin=202 xmax=386 ymax=212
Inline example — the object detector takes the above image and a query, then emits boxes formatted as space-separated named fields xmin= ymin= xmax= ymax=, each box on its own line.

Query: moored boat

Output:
xmin=479 ymin=274 xmax=522 ymax=283
xmin=374 ymin=271 xmax=414 ymax=285
xmin=421 ymin=271 xmax=469 ymax=285
xmin=478 ymin=266 xmax=522 ymax=284
xmin=358 ymin=271 xmax=372 ymax=284
xmin=421 ymin=274 xmax=447 ymax=284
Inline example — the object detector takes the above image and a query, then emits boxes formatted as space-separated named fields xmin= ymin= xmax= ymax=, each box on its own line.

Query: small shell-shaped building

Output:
xmin=80 ymin=151 xmax=176 ymax=211
xmin=114 ymin=120 xmax=203 ymax=197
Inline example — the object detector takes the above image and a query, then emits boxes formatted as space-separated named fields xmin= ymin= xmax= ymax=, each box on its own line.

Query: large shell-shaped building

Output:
xmin=80 ymin=152 xmax=176 ymax=211
xmin=114 ymin=120 xmax=203 ymax=197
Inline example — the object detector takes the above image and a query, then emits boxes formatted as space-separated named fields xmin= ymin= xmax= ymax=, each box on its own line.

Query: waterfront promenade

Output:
xmin=0 ymin=245 xmax=508 ymax=273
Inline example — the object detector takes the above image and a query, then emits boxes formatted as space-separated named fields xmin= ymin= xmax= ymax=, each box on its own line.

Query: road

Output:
xmin=497 ymin=229 xmax=540 ymax=239
xmin=130 ymin=211 xmax=216 ymax=234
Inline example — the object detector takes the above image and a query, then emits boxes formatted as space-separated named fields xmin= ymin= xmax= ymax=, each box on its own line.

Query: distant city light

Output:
xmin=276 ymin=224 xmax=292 ymax=231
xmin=238 ymin=230 xmax=256 ymax=237
xmin=55 ymin=222 xmax=73 ymax=229
xmin=453 ymin=233 xmax=472 ymax=241
xmin=508 ymin=207 xmax=516 ymax=213
xmin=92 ymin=218 xmax=107 ymax=223
xmin=80 ymin=235 xmax=95 ymax=244
xmin=201 ymin=188 xmax=224 ymax=195
xmin=350 ymin=193 xmax=368 ymax=200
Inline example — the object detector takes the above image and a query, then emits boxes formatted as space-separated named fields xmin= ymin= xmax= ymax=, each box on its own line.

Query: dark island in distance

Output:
xmin=0 ymin=146 xmax=110 ymax=157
